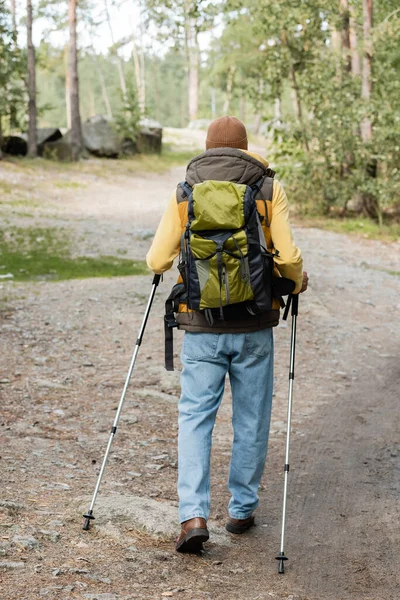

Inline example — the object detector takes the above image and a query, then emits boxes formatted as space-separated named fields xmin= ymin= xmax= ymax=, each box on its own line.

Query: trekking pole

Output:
xmin=83 ymin=273 xmax=162 ymax=531
xmin=275 ymin=293 xmax=299 ymax=574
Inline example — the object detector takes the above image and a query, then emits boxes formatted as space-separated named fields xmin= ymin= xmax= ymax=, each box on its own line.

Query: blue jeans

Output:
xmin=178 ymin=329 xmax=274 ymax=523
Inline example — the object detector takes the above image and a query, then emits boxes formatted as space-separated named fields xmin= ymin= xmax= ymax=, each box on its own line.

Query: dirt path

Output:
xmin=1 ymin=159 xmax=400 ymax=600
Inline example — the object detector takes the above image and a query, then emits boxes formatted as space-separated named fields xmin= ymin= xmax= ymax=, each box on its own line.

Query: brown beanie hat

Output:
xmin=206 ymin=115 xmax=248 ymax=150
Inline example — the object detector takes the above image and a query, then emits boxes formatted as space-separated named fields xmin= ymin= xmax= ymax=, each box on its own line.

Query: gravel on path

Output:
xmin=1 ymin=160 xmax=399 ymax=600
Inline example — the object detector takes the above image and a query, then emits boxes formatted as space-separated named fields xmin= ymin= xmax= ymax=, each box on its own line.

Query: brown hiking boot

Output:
xmin=225 ymin=514 xmax=255 ymax=534
xmin=175 ymin=517 xmax=209 ymax=553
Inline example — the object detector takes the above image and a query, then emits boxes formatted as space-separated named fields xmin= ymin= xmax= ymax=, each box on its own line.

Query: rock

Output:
xmin=43 ymin=136 xmax=74 ymax=162
xmin=36 ymin=128 xmax=63 ymax=155
xmin=49 ymin=520 xmax=64 ymax=527
xmin=83 ymin=595 xmax=119 ymax=600
xmin=0 ymin=542 xmax=10 ymax=556
xmin=0 ymin=561 xmax=25 ymax=569
xmin=53 ymin=409 xmax=65 ymax=417
xmin=82 ymin=116 xmax=122 ymax=158
xmin=36 ymin=379 xmax=68 ymax=390
xmin=2 ymin=129 xmax=62 ymax=157
xmin=136 ymin=388 xmax=178 ymax=404
xmin=45 ymin=482 xmax=71 ymax=490
xmin=80 ymin=494 xmax=230 ymax=545
xmin=145 ymin=463 xmax=165 ymax=471
xmin=39 ymin=586 xmax=71 ymax=596
xmin=0 ymin=378 xmax=10 ymax=384
xmin=136 ymin=118 xmax=162 ymax=154
xmin=12 ymin=534 xmax=39 ymax=550
xmin=1 ymin=135 xmax=27 ymax=156
xmin=39 ymin=530 xmax=60 ymax=542
xmin=0 ymin=274 xmax=14 ymax=280
xmin=120 ymin=414 xmax=138 ymax=425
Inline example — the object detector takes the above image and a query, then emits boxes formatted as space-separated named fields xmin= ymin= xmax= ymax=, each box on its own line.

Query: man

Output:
xmin=147 ymin=116 xmax=308 ymax=553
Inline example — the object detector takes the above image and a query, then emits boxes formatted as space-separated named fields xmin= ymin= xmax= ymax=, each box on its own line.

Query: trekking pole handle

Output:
xmin=291 ymin=293 xmax=299 ymax=317
xmin=152 ymin=273 xmax=162 ymax=286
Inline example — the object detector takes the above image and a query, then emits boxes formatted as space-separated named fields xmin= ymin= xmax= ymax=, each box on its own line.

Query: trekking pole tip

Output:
xmin=275 ymin=552 xmax=288 ymax=574
xmin=82 ymin=510 xmax=95 ymax=531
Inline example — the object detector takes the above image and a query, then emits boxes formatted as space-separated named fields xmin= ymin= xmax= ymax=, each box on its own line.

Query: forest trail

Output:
xmin=1 ymin=158 xmax=400 ymax=600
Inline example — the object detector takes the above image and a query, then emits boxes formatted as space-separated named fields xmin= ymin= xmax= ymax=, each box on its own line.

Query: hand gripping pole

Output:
xmin=83 ymin=274 xmax=162 ymax=531
xmin=276 ymin=293 xmax=299 ymax=573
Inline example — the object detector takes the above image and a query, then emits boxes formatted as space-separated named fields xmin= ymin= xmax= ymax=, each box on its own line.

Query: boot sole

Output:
xmin=225 ymin=518 xmax=255 ymax=534
xmin=175 ymin=528 xmax=209 ymax=553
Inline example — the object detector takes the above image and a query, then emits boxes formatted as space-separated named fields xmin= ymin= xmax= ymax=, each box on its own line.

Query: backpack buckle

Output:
xmin=164 ymin=313 xmax=178 ymax=329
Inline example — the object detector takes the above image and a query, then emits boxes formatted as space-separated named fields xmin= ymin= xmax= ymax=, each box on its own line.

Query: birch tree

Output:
xmin=361 ymin=0 xmax=373 ymax=143
xmin=69 ymin=0 xmax=83 ymax=160
xmin=27 ymin=0 xmax=37 ymax=157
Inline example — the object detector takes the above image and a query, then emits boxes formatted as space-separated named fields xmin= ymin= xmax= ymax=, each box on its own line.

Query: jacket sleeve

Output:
xmin=270 ymin=180 xmax=303 ymax=294
xmin=146 ymin=191 xmax=181 ymax=274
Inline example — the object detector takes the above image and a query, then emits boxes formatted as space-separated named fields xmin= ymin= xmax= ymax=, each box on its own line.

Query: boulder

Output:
xmin=136 ymin=118 xmax=162 ymax=154
xmin=82 ymin=115 xmax=122 ymax=158
xmin=43 ymin=135 xmax=74 ymax=162
xmin=2 ymin=135 xmax=27 ymax=156
xmin=37 ymin=128 xmax=62 ymax=155
xmin=2 ymin=129 xmax=63 ymax=157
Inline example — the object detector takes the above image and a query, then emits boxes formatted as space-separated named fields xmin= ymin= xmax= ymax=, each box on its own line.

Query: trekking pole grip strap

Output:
xmin=152 ymin=273 xmax=162 ymax=286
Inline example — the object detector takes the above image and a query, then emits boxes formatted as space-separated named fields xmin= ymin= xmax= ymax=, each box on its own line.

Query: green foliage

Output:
xmin=222 ymin=0 xmax=400 ymax=221
xmin=115 ymin=84 xmax=141 ymax=142
xmin=0 ymin=226 xmax=148 ymax=282
xmin=0 ymin=1 xmax=26 ymax=132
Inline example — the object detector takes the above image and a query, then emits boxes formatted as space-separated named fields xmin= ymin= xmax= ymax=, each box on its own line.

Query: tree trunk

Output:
xmin=0 ymin=116 xmax=3 ymax=160
xmin=349 ymin=4 xmax=361 ymax=76
xmin=154 ymin=59 xmax=160 ymax=123
xmin=340 ymin=0 xmax=352 ymax=73
xmin=27 ymin=0 xmax=37 ymax=158
xmin=358 ymin=0 xmax=378 ymax=219
xmin=288 ymin=64 xmax=310 ymax=152
xmin=11 ymin=0 xmax=17 ymax=43
xmin=223 ymin=65 xmax=236 ymax=114
xmin=361 ymin=0 xmax=373 ymax=143
xmin=93 ymin=52 xmax=113 ymax=119
xmin=131 ymin=31 xmax=145 ymax=115
xmin=184 ymin=1 xmax=199 ymax=123
xmin=253 ymin=79 xmax=264 ymax=135
xmin=64 ymin=45 xmax=71 ymax=129
xmin=104 ymin=0 xmax=127 ymax=99
xmin=139 ymin=10 xmax=146 ymax=117
xmin=69 ymin=0 xmax=83 ymax=161
xmin=187 ymin=28 xmax=199 ymax=122
xmin=210 ymin=87 xmax=216 ymax=120
xmin=89 ymin=85 xmax=95 ymax=117
xmin=240 ymin=89 xmax=246 ymax=123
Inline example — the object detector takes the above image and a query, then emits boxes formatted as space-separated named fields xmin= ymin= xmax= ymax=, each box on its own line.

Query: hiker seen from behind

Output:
xmin=147 ymin=115 xmax=309 ymax=553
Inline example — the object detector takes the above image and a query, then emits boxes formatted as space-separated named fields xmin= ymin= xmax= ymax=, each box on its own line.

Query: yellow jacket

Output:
xmin=147 ymin=150 xmax=303 ymax=295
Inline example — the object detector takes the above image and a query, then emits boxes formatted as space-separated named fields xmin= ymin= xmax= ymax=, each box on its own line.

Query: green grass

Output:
xmin=362 ymin=264 xmax=400 ymax=277
xmin=0 ymin=226 xmax=148 ymax=282
xmin=0 ymin=180 xmax=14 ymax=195
xmin=296 ymin=216 xmax=400 ymax=242
xmin=4 ymin=147 xmax=200 ymax=179
xmin=54 ymin=180 xmax=85 ymax=189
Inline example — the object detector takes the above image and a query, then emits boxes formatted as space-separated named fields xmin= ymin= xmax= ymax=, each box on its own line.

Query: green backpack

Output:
xmin=163 ymin=173 xmax=295 ymax=370
xmin=178 ymin=178 xmax=276 ymax=316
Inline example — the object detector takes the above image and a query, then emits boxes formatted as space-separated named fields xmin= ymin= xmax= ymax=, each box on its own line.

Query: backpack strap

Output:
xmin=164 ymin=283 xmax=186 ymax=371
xmin=253 ymin=175 xmax=275 ymax=226
xmin=176 ymin=181 xmax=193 ymax=204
